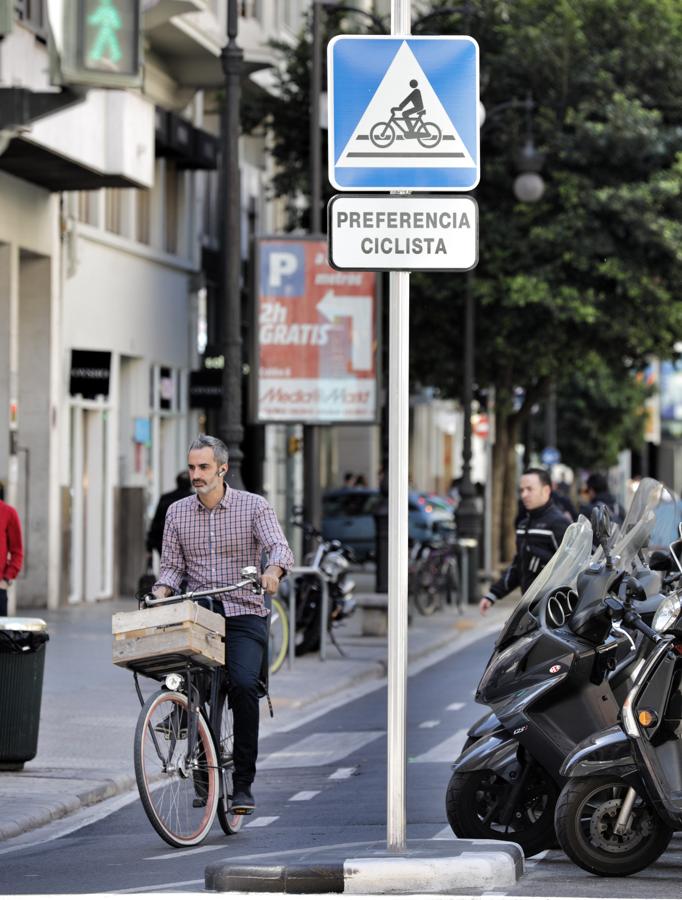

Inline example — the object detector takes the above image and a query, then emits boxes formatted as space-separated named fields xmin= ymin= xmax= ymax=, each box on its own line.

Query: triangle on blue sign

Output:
xmin=328 ymin=35 xmax=479 ymax=192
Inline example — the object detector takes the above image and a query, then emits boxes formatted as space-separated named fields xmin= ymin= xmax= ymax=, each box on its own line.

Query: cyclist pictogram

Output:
xmin=369 ymin=79 xmax=442 ymax=149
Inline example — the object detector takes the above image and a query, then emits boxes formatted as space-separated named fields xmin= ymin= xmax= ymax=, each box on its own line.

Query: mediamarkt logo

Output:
xmin=261 ymin=387 xmax=370 ymax=404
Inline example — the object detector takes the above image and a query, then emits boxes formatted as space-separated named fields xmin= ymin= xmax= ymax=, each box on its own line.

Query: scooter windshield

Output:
xmin=613 ymin=509 xmax=656 ymax=571
xmin=591 ymin=477 xmax=663 ymax=565
xmin=495 ymin=516 xmax=593 ymax=647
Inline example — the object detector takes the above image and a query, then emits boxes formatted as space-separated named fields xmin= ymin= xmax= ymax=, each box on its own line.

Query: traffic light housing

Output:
xmin=48 ymin=0 xmax=142 ymax=89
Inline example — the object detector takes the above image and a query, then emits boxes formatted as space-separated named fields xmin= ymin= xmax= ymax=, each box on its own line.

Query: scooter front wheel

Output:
xmin=445 ymin=766 xmax=557 ymax=857
xmin=555 ymin=776 xmax=672 ymax=877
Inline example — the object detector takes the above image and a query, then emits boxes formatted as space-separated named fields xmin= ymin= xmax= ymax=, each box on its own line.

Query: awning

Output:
xmin=0 ymin=137 xmax=144 ymax=191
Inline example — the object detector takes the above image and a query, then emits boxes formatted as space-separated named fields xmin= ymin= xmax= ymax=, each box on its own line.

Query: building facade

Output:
xmin=0 ymin=0 xmax=308 ymax=612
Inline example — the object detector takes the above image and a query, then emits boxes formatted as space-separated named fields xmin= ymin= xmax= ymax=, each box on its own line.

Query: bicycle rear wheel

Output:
xmin=134 ymin=689 xmax=219 ymax=848
xmin=215 ymin=692 xmax=244 ymax=835
xmin=269 ymin=596 xmax=289 ymax=675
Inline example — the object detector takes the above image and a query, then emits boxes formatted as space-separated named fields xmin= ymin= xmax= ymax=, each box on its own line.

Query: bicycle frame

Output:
xmin=388 ymin=110 xmax=426 ymax=136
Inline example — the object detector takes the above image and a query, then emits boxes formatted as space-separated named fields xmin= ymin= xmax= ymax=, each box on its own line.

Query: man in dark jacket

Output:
xmin=146 ymin=471 xmax=192 ymax=555
xmin=479 ymin=467 xmax=569 ymax=614
xmin=579 ymin=473 xmax=625 ymax=525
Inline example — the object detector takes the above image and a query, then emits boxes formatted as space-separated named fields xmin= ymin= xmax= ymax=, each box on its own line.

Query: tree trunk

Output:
xmin=491 ymin=421 xmax=508 ymax=574
xmin=502 ymin=416 xmax=520 ymax=562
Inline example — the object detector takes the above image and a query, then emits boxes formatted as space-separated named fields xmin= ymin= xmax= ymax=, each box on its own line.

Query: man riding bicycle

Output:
xmin=152 ymin=434 xmax=294 ymax=814
xmin=392 ymin=79 xmax=425 ymax=132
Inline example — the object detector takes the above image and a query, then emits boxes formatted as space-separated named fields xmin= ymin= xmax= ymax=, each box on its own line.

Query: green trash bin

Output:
xmin=0 ymin=618 xmax=49 ymax=771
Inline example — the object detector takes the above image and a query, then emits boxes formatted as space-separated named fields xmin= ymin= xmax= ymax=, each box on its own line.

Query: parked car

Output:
xmin=321 ymin=488 xmax=454 ymax=561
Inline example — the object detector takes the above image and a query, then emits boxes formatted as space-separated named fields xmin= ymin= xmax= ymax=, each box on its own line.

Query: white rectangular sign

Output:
xmin=328 ymin=195 xmax=478 ymax=272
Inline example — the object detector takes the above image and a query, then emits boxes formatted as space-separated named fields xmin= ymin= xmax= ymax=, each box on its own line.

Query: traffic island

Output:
xmin=205 ymin=838 xmax=523 ymax=894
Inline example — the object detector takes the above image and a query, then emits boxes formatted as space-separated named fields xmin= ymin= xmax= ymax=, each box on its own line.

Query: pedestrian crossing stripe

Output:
xmin=328 ymin=35 xmax=479 ymax=192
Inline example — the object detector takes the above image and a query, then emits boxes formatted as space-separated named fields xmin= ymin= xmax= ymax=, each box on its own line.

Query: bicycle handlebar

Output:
xmin=140 ymin=569 xmax=263 ymax=608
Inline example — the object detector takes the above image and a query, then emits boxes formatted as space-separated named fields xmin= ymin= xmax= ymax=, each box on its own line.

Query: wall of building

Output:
xmin=0 ymin=173 xmax=59 ymax=611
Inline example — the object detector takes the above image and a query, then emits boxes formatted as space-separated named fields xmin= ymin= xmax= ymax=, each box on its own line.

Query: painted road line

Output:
xmin=289 ymin=790 xmax=320 ymax=801
xmin=329 ymin=767 xmax=356 ymax=780
xmin=419 ymin=719 xmax=440 ymax=728
xmin=431 ymin=825 xmax=455 ymax=840
xmin=446 ymin=701 xmax=466 ymax=711
xmin=245 ymin=816 xmax=279 ymax=828
xmin=113 ymin=878 xmax=204 ymax=893
xmin=258 ymin=732 xmax=382 ymax=770
xmin=412 ymin=728 xmax=469 ymax=763
xmin=145 ymin=845 xmax=225 ymax=860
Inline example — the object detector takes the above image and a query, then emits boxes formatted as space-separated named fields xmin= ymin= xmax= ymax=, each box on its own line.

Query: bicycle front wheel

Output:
xmin=413 ymin=562 xmax=442 ymax=616
xmin=269 ymin=596 xmax=289 ymax=675
xmin=215 ymin=693 xmax=244 ymax=835
xmin=370 ymin=121 xmax=395 ymax=148
xmin=134 ymin=689 xmax=219 ymax=848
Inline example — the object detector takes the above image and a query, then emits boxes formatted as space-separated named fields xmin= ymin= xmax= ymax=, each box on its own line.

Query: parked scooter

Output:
xmin=555 ymin=530 xmax=682 ymax=877
xmin=279 ymin=517 xmax=356 ymax=656
xmin=446 ymin=483 xmax=671 ymax=856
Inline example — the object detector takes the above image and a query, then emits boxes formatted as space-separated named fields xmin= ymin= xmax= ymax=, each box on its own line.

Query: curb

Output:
xmin=0 ymin=774 xmax=136 ymax=841
xmin=205 ymin=839 xmax=524 ymax=894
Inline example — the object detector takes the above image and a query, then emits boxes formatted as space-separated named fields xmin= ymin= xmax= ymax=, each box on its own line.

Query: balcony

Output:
xmin=143 ymin=0 xmax=225 ymax=88
xmin=0 ymin=90 xmax=154 ymax=191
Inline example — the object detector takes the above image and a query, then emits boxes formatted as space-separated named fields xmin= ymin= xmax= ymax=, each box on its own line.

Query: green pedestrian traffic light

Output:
xmin=48 ymin=0 xmax=142 ymax=89
xmin=86 ymin=0 xmax=124 ymax=67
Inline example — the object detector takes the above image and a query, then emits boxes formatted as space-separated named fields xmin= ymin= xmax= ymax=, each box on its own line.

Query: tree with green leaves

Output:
xmin=246 ymin=0 xmax=682 ymax=567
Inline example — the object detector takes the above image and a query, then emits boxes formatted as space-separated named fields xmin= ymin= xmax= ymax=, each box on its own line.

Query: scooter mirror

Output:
xmin=590 ymin=504 xmax=612 ymax=546
xmin=670 ymin=537 xmax=682 ymax=573
xmin=649 ymin=550 xmax=675 ymax=572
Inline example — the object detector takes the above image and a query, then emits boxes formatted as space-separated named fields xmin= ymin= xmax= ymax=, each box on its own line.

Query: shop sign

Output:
xmin=69 ymin=349 xmax=111 ymax=399
xmin=253 ymin=237 xmax=377 ymax=424
xmin=189 ymin=370 xmax=222 ymax=409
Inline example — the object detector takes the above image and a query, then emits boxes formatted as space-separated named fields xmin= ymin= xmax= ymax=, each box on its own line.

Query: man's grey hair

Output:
xmin=188 ymin=435 xmax=229 ymax=469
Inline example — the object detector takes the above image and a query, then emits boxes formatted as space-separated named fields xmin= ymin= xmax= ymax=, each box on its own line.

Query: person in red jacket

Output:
xmin=0 ymin=498 xmax=23 ymax=616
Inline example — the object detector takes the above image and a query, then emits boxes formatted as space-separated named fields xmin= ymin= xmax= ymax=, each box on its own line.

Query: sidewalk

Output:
xmin=0 ymin=580 xmax=509 ymax=843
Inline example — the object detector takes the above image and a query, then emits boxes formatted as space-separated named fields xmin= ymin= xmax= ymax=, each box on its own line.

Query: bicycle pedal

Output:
xmin=231 ymin=805 xmax=255 ymax=815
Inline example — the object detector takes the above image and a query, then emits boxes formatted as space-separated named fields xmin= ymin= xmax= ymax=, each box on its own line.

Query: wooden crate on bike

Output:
xmin=112 ymin=601 xmax=225 ymax=676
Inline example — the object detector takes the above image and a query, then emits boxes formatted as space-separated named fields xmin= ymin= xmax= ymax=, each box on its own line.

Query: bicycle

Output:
xmin=369 ymin=108 xmax=442 ymax=150
xmin=409 ymin=531 xmax=460 ymax=616
xmin=131 ymin=567 xmax=264 ymax=848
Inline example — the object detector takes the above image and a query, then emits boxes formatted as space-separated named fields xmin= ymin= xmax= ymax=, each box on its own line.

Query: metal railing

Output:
xmin=282 ymin=566 xmax=331 ymax=669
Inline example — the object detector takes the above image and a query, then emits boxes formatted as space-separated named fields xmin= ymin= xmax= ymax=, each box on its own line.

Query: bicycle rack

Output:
xmin=283 ymin=566 xmax=331 ymax=668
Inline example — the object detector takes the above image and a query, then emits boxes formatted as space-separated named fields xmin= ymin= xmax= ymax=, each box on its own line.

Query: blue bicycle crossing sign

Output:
xmin=327 ymin=35 xmax=479 ymax=192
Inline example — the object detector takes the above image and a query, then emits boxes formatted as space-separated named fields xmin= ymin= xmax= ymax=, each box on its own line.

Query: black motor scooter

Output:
xmin=556 ymin=544 xmax=682 ymax=877
xmin=446 ymin=503 xmax=665 ymax=856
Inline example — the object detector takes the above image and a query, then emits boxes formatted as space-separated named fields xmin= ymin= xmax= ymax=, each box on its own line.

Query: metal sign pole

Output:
xmin=386 ymin=0 xmax=411 ymax=856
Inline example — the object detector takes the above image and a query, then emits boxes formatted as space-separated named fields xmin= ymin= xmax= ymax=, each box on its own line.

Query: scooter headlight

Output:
xmin=653 ymin=593 xmax=682 ymax=633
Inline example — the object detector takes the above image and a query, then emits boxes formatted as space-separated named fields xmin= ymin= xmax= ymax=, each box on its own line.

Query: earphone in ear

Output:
xmin=219 ymin=468 xmax=227 ymax=476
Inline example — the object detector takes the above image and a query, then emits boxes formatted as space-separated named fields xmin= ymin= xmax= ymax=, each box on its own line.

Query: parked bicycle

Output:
xmin=369 ymin=108 xmax=442 ymax=149
xmin=131 ymin=568 xmax=264 ymax=847
xmin=409 ymin=522 xmax=460 ymax=616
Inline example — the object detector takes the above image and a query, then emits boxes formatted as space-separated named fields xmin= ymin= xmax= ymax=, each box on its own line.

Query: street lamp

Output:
xmin=217 ymin=0 xmax=245 ymax=488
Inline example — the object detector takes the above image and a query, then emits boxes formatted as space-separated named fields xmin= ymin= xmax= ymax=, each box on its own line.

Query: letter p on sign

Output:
xmin=268 ymin=252 xmax=298 ymax=288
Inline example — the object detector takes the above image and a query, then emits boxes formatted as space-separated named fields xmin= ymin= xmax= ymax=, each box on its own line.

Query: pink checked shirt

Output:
xmin=155 ymin=486 xmax=294 ymax=617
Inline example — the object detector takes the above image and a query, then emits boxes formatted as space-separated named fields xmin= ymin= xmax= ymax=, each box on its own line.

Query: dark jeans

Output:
xmin=198 ymin=600 xmax=267 ymax=788
xmin=0 ymin=589 xmax=6 ymax=617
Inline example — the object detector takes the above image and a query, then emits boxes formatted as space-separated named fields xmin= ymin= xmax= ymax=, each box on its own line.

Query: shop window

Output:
xmin=159 ymin=367 xmax=174 ymax=411
xmin=77 ymin=191 xmax=99 ymax=226
xmin=165 ymin=162 xmax=178 ymax=255
xmin=105 ymin=189 xmax=123 ymax=236
xmin=202 ymin=170 xmax=219 ymax=246
xmin=136 ymin=189 xmax=151 ymax=244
